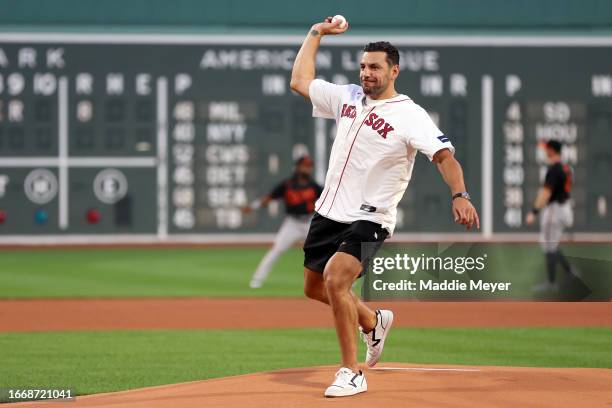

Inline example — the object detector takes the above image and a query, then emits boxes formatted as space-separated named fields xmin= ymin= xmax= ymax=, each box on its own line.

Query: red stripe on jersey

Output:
xmin=323 ymin=106 xmax=377 ymax=216
xmin=386 ymin=98 xmax=412 ymax=104
xmin=315 ymin=111 xmax=360 ymax=213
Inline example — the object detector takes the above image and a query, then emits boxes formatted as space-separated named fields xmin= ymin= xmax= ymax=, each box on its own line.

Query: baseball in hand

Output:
xmin=331 ymin=15 xmax=348 ymax=29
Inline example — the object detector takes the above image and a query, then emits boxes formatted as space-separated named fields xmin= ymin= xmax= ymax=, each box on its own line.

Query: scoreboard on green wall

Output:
xmin=0 ymin=33 xmax=611 ymax=241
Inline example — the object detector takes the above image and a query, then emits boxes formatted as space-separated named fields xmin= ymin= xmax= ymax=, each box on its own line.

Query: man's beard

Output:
xmin=361 ymin=79 xmax=385 ymax=97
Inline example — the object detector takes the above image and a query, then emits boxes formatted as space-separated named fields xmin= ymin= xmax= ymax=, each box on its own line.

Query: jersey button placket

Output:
xmin=323 ymin=106 xmax=376 ymax=216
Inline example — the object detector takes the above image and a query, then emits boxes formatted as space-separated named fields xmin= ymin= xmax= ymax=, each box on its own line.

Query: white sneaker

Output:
xmin=361 ymin=309 xmax=394 ymax=367
xmin=249 ymin=279 xmax=262 ymax=289
xmin=324 ymin=367 xmax=367 ymax=397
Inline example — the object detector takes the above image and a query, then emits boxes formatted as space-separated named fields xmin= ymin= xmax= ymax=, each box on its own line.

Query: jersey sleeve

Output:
xmin=406 ymin=106 xmax=455 ymax=161
xmin=269 ymin=181 xmax=286 ymax=199
xmin=308 ymin=79 xmax=346 ymax=120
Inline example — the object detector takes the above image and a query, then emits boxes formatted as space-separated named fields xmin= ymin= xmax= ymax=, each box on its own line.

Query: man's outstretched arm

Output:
xmin=433 ymin=148 xmax=480 ymax=230
xmin=290 ymin=17 xmax=348 ymax=99
xmin=241 ymin=195 xmax=273 ymax=215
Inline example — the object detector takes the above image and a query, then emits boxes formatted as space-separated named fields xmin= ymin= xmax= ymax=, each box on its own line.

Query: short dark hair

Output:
xmin=546 ymin=140 xmax=562 ymax=153
xmin=363 ymin=42 xmax=400 ymax=67
xmin=295 ymin=155 xmax=313 ymax=166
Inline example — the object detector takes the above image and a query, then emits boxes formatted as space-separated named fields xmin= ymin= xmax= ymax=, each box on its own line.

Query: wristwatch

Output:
xmin=452 ymin=192 xmax=471 ymax=201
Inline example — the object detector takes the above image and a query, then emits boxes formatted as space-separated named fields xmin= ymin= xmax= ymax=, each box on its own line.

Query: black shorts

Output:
xmin=303 ymin=212 xmax=388 ymax=276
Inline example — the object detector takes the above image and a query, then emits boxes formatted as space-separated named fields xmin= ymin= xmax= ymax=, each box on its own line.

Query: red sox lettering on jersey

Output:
xmin=364 ymin=112 xmax=394 ymax=138
xmin=309 ymin=79 xmax=454 ymax=235
xmin=342 ymin=104 xmax=394 ymax=138
xmin=341 ymin=104 xmax=357 ymax=118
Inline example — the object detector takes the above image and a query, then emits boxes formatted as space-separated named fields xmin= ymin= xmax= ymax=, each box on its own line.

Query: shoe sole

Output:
xmin=324 ymin=387 xmax=367 ymax=397
xmin=366 ymin=310 xmax=394 ymax=367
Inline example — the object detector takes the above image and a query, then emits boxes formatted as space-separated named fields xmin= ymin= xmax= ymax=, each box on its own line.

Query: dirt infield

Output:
xmin=0 ymin=299 xmax=611 ymax=332
xmin=3 ymin=299 xmax=611 ymax=406
xmin=11 ymin=363 xmax=612 ymax=408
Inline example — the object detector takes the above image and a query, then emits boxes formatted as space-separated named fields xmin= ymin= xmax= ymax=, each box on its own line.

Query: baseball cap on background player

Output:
xmin=539 ymin=140 xmax=563 ymax=162
xmin=538 ymin=140 xmax=562 ymax=153
xmin=546 ymin=140 xmax=562 ymax=153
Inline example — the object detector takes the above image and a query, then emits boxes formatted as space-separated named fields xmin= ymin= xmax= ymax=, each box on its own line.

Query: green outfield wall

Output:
xmin=1 ymin=0 xmax=612 ymax=31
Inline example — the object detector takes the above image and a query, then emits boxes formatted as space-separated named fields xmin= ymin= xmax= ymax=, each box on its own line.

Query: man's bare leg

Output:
xmin=304 ymin=267 xmax=376 ymax=332
xmin=322 ymin=252 xmax=364 ymax=372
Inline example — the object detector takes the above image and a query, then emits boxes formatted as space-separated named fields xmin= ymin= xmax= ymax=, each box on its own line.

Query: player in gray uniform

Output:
xmin=242 ymin=156 xmax=323 ymax=288
xmin=526 ymin=140 xmax=575 ymax=291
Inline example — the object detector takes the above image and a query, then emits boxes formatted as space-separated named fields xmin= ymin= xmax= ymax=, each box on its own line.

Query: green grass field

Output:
xmin=1 ymin=245 xmax=611 ymax=397
xmin=1 ymin=244 xmax=610 ymax=298
xmin=0 ymin=248 xmax=304 ymax=298
xmin=2 ymin=327 xmax=611 ymax=395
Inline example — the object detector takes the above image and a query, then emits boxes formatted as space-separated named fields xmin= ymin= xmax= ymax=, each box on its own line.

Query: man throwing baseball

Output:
xmin=290 ymin=17 xmax=480 ymax=397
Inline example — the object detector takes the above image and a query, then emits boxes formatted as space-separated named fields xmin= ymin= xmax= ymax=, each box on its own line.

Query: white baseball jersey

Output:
xmin=309 ymin=79 xmax=454 ymax=235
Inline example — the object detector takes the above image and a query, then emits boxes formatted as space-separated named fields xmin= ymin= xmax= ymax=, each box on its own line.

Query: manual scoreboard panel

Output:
xmin=0 ymin=35 xmax=611 ymax=237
